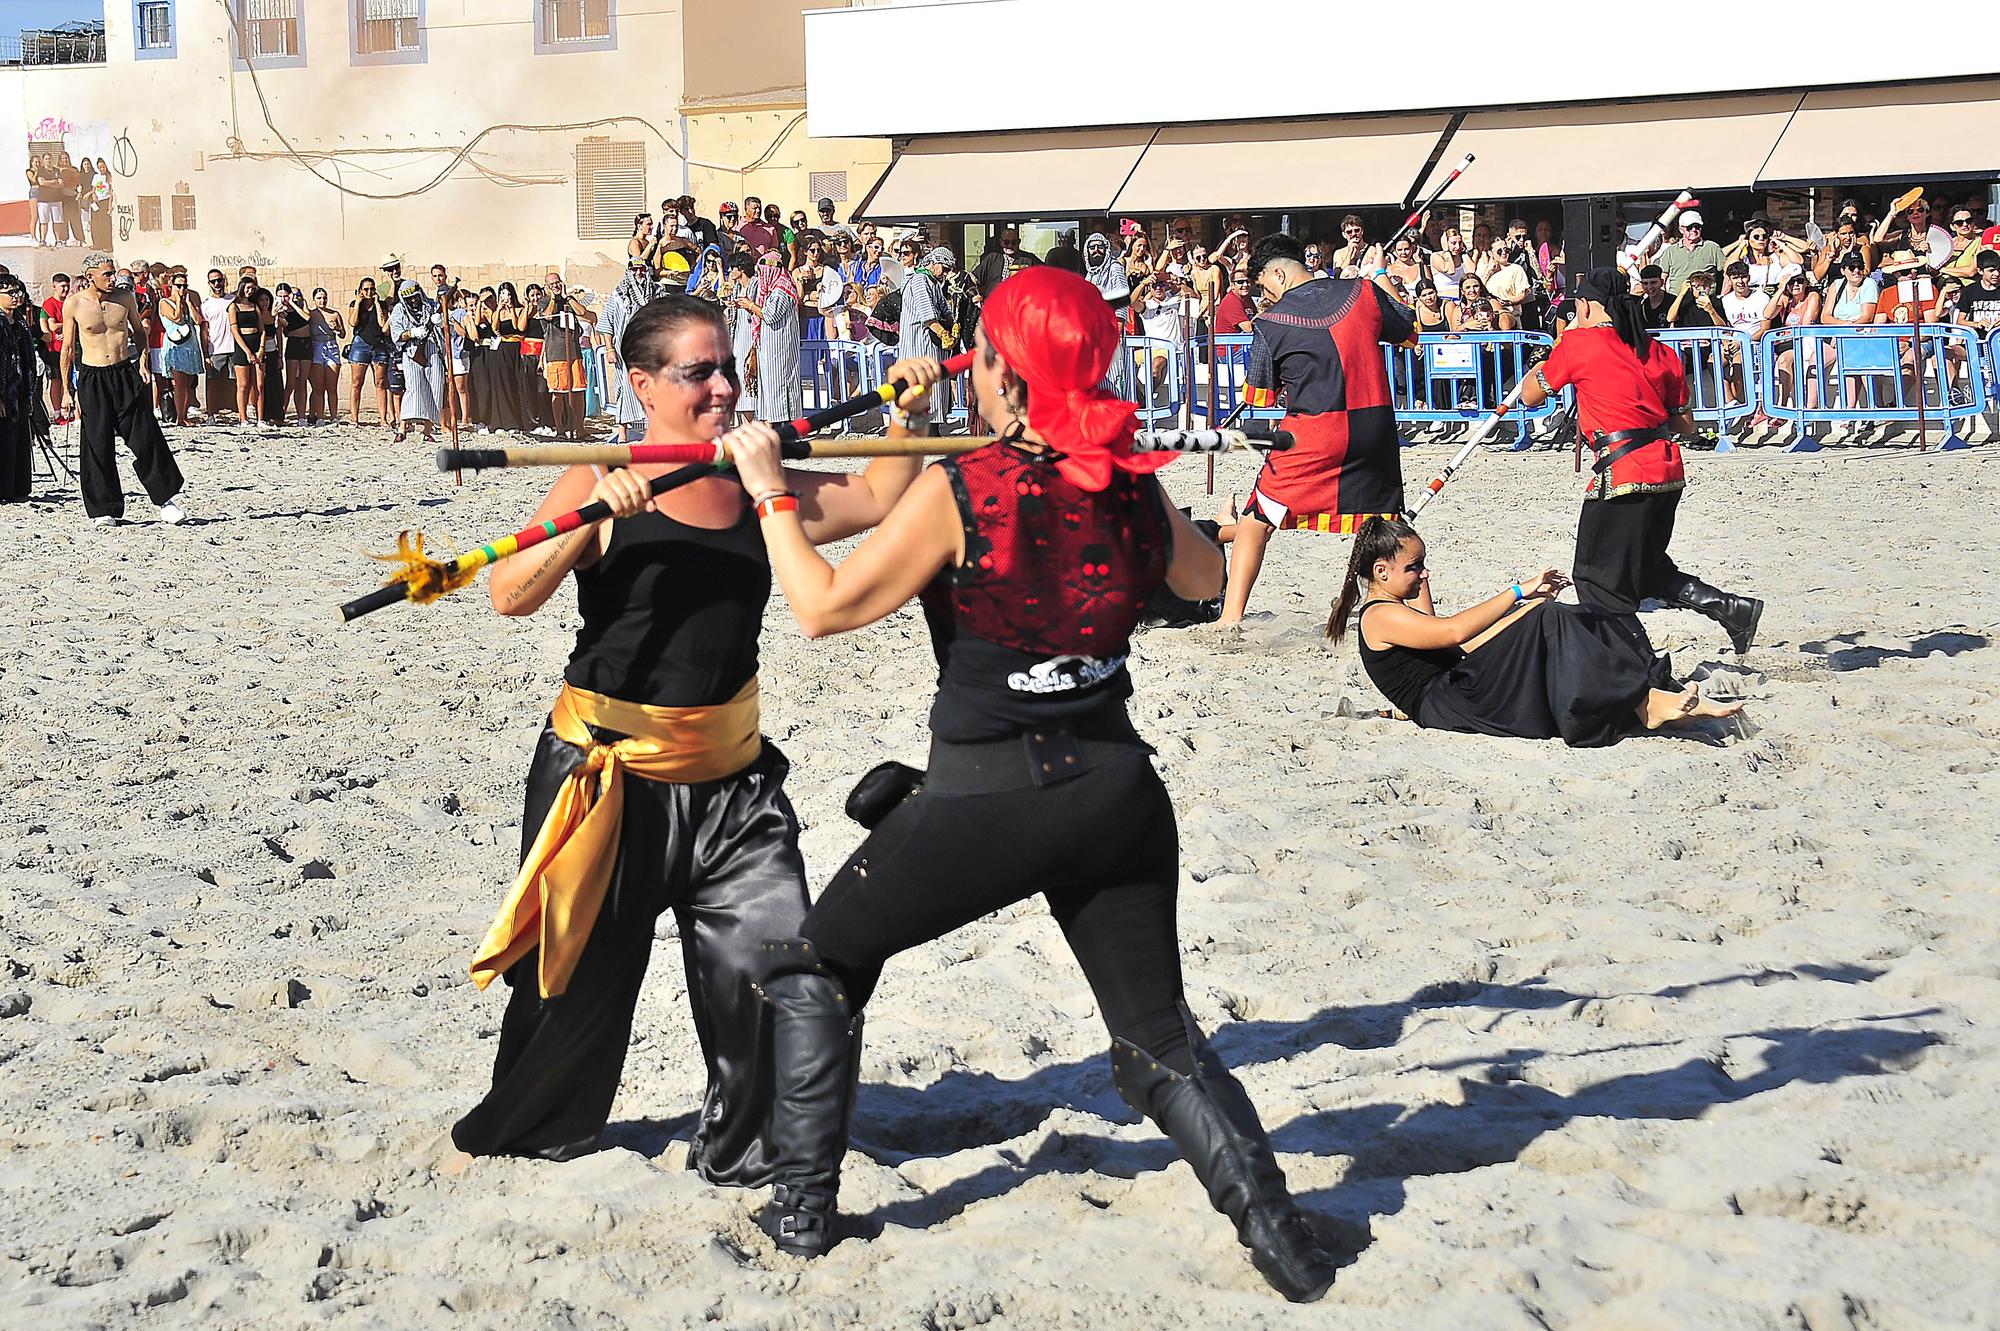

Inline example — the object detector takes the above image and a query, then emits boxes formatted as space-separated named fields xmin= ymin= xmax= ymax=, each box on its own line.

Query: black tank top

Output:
xmin=354 ymin=299 xmax=385 ymax=344
xmin=563 ymin=501 xmax=769 ymax=708
xmin=1356 ymin=600 xmax=1464 ymax=718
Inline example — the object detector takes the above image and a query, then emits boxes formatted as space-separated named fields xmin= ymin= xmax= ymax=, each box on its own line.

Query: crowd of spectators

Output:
xmin=15 ymin=185 xmax=1999 ymax=446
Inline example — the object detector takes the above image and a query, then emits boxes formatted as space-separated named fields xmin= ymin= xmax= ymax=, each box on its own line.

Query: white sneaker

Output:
xmin=158 ymin=501 xmax=187 ymax=525
xmin=93 ymin=514 xmax=120 ymax=528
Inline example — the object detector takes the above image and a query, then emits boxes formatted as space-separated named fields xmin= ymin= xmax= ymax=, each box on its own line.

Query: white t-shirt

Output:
xmin=1746 ymin=258 xmax=1801 ymax=294
xmin=201 ymin=294 xmax=235 ymax=355
xmin=1140 ymin=294 xmax=1185 ymax=345
xmin=1722 ymin=289 xmax=1770 ymax=334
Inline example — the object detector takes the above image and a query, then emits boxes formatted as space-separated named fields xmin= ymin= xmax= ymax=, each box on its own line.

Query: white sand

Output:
xmin=1 ymin=423 xmax=1996 ymax=1330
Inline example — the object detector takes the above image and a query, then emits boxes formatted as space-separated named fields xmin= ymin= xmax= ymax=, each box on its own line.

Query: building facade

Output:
xmin=809 ymin=0 xmax=1999 ymax=271
xmin=1 ymin=1 xmax=888 ymax=293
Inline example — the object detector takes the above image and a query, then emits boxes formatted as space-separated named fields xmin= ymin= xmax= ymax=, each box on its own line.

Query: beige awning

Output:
xmin=1413 ymin=94 xmax=1804 ymax=200
xmin=1757 ymin=79 xmax=2000 ymax=187
xmin=854 ymin=128 xmax=1154 ymax=222
xmin=1108 ymin=114 xmax=1453 ymax=213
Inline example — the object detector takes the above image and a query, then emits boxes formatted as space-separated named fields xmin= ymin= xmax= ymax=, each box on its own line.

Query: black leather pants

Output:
xmin=451 ymin=724 xmax=810 ymax=1186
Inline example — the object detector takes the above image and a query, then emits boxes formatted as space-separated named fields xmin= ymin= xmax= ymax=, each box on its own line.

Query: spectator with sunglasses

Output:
xmin=199 ymin=268 xmax=239 ymax=422
xmin=1872 ymin=195 xmax=1951 ymax=274
xmin=1656 ymin=211 xmax=1724 ymax=295
xmin=1940 ymin=207 xmax=1991 ymax=279
xmin=1216 ymin=260 xmax=1256 ymax=334
xmin=1723 ymin=215 xmax=1808 ymax=294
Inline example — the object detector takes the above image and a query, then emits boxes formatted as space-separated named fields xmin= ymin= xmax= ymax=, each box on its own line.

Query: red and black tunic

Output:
xmin=919 ymin=441 xmax=1170 ymax=741
xmin=1243 ymin=277 xmax=1416 ymax=531
xmin=1539 ymin=326 xmax=1689 ymax=499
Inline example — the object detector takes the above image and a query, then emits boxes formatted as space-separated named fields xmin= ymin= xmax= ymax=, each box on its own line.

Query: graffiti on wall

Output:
xmin=9 ymin=115 xmax=120 ymax=248
xmin=210 ymin=252 xmax=277 ymax=270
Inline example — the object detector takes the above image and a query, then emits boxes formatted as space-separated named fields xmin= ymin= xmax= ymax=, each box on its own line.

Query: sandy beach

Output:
xmin=1 ymin=422 xmax=1995 ymax=1330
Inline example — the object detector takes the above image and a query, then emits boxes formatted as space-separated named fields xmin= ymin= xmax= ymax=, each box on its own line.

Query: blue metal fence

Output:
xmin=1653 ymin=327 xmax=1757 ymax=450
xmin=1758 ymin=324 xmax=1985 ymax=452
xmin=1382 ymin=332 xmax=1565 ymax=434
xmin=748 ymin=326 xmax=1989 ymax=451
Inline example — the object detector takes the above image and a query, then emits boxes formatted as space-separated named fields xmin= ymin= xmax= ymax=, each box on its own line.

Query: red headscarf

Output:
xmin=980 ymin=266 xmax=1173 ymax=493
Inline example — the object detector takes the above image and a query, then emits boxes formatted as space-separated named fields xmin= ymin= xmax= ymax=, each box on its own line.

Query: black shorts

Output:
xmin=231 ymin=347 xmax=262 ymax=369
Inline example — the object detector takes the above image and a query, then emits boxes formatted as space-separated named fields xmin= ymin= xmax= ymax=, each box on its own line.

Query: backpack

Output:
xmin=865 ymin=288 xmax=902 ymax=346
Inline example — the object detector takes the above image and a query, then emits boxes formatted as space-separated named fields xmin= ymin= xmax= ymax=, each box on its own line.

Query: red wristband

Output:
xmin=755 ymin=493 xmax=800 ymax=521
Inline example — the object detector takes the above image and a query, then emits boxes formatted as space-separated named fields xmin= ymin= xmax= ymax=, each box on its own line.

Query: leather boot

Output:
xmin=751 ymin=939 xmax=863 ymax=1258
xmin=1113 ymin=1008 xmax=1337 ymax=1303
xmin=1665 ymin=573 xmax=1764 ymax=655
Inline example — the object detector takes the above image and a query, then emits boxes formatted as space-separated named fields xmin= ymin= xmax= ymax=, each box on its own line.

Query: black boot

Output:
xmin=1113 ymin=1008 xmax=1337 ymax=1303
xmin=1665 ymin=573 xmax=1764 ymax=655
xmin=752 ymin=939 xmax=862 ymax=1259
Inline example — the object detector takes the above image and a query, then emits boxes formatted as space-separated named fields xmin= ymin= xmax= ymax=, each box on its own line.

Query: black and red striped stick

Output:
xmin=338 ymin=352 xmax=974 ymax=622
xmin=1384 ymin=152 xmax=1475 ymax=253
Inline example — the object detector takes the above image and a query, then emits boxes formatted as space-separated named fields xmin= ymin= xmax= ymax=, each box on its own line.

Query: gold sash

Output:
xmin=470 ymin=677 xmax=761 ymax=998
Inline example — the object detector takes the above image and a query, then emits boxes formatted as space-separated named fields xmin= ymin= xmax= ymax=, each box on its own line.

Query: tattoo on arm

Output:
xmin=503 ymin=529 xmax=586 ymax=608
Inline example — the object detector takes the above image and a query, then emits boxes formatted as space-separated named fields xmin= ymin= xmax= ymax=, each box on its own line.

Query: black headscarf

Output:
xmin=1574 ymin=266 xmax=1653 ymax=358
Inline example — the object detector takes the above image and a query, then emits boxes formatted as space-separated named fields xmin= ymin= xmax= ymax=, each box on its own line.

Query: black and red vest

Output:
xmin=919 ymin=442 xmax=1170 ymax=741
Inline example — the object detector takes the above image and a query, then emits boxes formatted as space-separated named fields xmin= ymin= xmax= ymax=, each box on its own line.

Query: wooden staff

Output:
xmin=340 ymin=352 xmax=974 ymax=622
xmin=435 ymin=426 xmax=1295 ymax=472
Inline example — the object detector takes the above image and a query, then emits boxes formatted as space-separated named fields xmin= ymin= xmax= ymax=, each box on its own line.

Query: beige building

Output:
xmin=1 ymin=1 xmax=888 ymax=295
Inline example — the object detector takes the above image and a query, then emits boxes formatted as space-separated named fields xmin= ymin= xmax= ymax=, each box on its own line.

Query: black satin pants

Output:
xmin=451 ymin=724 xmax=810 ymax=1185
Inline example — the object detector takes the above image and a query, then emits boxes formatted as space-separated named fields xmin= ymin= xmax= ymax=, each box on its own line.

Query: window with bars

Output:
xmin=356 ymin=0 xmax=416 ymax=55
xmin=138 ymin=196 xmax=163 ymax=232
xmin=172 ymin=194 xmax=197 ymax=230
xmin=536 ymin=0 xmax=614 ymax=53
xmin=353 ymin=0 xmax=423 ymax=62
xmin=236 ymin=0 xmax=303 ymax=63
xmin=574 ymin=140 xmax=645 ymax=241
xmin=136 ymin=2 xmax=174 ymax=50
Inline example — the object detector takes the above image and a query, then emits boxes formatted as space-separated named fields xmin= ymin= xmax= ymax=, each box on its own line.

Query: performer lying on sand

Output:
xmin=441 ymin=295 xmax=942 ymax=1181
xmin=1332 ymin=516 xmax=1742 ymax=746
xmin=728 ymin=268 xmax=1339 ymax=1302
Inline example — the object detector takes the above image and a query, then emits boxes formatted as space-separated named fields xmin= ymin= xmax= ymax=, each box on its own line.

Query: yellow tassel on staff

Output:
xmin=368 ymin=530 xmax=479 ymax=606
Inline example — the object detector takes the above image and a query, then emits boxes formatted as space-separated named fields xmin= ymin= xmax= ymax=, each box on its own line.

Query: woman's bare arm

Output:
xmin=487 ymin=465 xmax=608 ymax=616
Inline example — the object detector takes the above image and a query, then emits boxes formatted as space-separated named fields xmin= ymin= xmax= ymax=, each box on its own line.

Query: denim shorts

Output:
xmin=345 ymin=340 xmax=392 ymax=366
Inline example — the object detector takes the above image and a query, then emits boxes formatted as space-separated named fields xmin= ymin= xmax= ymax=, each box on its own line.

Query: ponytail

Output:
xmin=1326 ymin=515 xmax=1420 ymax=640
xmin=1607 ymin=289 xmax=1654 ymax=358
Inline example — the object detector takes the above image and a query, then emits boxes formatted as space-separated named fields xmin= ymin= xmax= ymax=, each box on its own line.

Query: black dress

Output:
xmin=486 ymin=314 xmax=542 ymax=431
xmin=1358 ymin=599 xmax=1664 ymax=748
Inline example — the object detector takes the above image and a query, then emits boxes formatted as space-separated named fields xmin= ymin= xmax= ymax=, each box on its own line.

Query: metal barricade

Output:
xmin=1382 ymin=332 xmax=1564 ymax=440
xmin=1757 ymin=324 xmax=1986 ymax=452
xmin=856 ymin=341 xmax=966 ymax=430
xmin=1113 ymin=335 xmax=1183 ymax=425
xmin=1204 ymin=334 xmax=1285 ymax=426
xmin=1652 ymin=327 xmax=1756 ymax=450
xmin=800 ymin=338 xmax=880 ymax=415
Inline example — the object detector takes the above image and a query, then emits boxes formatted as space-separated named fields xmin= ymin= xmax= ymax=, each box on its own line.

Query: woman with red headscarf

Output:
xmin=727 ymin=267 xmax=1335 ymax=1302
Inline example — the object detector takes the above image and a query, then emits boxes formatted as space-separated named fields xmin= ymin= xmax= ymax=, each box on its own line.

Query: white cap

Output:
xmin=1679 ymin=210 xmax=1704 ymax=228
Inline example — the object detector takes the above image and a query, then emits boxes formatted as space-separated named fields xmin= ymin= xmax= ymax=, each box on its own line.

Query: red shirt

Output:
xmin=41 ymin=297 xmax=64 ymax=351
xmin=1215 ymin=290 xmax=1255 ymax=334
xmin=1541 ymin=326 xmax=1688 ymax=496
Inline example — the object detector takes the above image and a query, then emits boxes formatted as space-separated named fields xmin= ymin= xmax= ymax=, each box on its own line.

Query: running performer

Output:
xmin=1222 ymin=233 xmax=1416 ymax=623
xmin=444 ymin=294 xmax=938 ymax=1183
xmin=728 ymin=267 xmax=1338 ymax=1302
xmin=1332 ymin=517 xmax=1742 ymax=743
xmin=1518 ymin=267 xmax=1763 ymax=653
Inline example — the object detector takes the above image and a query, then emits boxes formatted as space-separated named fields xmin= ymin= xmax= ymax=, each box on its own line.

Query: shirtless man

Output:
xmin=61 ymin=253 xmax=187 ymax=527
